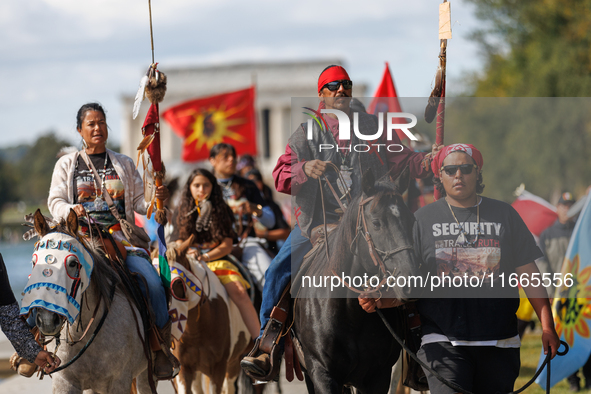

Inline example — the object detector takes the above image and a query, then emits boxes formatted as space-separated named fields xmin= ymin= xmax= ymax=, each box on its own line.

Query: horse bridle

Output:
xmin=346 ymin=194 xmax=414 ymax=294
xmin=318 ymin=166 xmax=413 ymax=294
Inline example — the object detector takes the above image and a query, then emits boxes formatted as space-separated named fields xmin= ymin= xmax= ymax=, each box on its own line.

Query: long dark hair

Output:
xmin=176 ymin=168 xmax=235 ymax=244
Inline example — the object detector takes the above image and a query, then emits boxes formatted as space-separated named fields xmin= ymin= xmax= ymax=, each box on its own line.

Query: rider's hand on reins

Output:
xmin=35 ymin=351 xmax=61 ymax=373
xmin=73 ymin=204 xmax=86 ymax=217
xmin=304 ymin=160 xmax=330 ymax=179
xmin=358 ymin=294 xmax=404 ymax=313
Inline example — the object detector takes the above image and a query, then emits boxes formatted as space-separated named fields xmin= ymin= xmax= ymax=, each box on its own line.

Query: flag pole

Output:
xmin=425 ymin=0 xmax=451 ymax=199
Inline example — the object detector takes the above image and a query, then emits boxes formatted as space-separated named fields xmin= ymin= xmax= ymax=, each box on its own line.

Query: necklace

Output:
xmin=217 ymin=177 xmax=234 ymax=201
xmin=445 ymin=197 xmax=481 ymax=247
xmin=91 ymin=153 xmax=109 ymax=211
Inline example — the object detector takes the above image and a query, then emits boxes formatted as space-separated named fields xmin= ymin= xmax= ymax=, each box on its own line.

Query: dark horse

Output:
xmin=293 ymin=169 xmax=422 ymax=394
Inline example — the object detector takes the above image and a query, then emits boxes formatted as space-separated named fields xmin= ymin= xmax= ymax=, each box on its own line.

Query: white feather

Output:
xmin=132 ymin=75 xmax=149 ymax=119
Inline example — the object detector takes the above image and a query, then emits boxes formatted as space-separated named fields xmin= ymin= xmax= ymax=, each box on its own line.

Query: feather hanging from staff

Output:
xmin=136 ymin=63 xmax=168 ymax=225
xmin=133 ymin=65 xmax=151 ymax=120
xmin=424 ymin=64 xmax=444 ymax=123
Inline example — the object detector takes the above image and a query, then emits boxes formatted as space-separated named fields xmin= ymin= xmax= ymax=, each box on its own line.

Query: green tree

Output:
xmin=0 ymin=159 xmax=17 ymax=209
xmin=467 ymin=0 xmax=591 ymax=97
xmin=16 ymin=133 xmax=70 ymax=205
xmin=451 ymin=0 xmax=591 ymax=201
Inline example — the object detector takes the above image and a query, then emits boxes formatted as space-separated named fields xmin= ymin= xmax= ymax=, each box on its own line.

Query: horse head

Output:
xmin=164 ymin=235 xmax=208 ymax=341
xmin=335 ymin=167 xmax=422 ymax=301
xmin=21 ymin=209 xmax=114 ymax=337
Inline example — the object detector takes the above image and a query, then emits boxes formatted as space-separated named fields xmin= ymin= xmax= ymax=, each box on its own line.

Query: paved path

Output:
xmin=0 ymin=330 xmax=306 ymax=393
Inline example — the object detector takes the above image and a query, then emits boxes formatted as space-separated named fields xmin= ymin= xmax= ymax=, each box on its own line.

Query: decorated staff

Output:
xmin=135 ymin=64 xmax=168 ymax=225
xmin=132 ymin=0 xmax=171 ymax=291
xmin=133 ymin=0 xmax=168 ymax=226
xmin=425 ymin=0 xmax=451 ymax=200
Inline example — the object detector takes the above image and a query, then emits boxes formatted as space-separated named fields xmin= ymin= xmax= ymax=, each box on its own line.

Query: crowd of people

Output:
xmin=1 ymin=64 xmax=578 ymax=394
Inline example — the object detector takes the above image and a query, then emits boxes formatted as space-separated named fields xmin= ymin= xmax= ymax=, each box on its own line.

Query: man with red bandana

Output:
xmin=241 ymin=65 xmax=440 ymax=379
xmin=360 ymin=144 xmax=559 ymax=394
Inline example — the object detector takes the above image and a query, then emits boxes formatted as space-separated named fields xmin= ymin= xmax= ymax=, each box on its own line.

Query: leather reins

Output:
xmin=317 ymin=165 xmax=413 ymax=294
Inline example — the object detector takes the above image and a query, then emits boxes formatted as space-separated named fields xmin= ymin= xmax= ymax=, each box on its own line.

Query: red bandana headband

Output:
xmin=317 ymin=66 xmax=351 ymax=93
xmin=431 ymin=143 xmax=484 ymax=176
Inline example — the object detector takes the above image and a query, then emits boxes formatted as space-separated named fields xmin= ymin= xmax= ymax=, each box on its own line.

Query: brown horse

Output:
xmin=165 ymin=238 xmax=252 ymax=394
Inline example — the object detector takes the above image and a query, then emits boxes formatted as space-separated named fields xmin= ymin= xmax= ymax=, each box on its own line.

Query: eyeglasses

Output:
xmin=441 ymin=164 xmax=478 ymax=176
xmin=322 ymin=80 xmax=353 ymax=91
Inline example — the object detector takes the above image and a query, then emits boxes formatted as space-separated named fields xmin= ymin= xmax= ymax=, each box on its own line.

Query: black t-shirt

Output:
xmin=413 ymin=196 xmax=543 ymax=341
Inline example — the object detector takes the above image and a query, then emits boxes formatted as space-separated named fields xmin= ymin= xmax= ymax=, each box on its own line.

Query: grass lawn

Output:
xmin=517 ymin=330 xmax=579 ymax=394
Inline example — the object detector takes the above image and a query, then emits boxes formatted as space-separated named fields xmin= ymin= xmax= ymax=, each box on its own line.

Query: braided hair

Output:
xmin=176 ymin=168 xmax=236 ymax=244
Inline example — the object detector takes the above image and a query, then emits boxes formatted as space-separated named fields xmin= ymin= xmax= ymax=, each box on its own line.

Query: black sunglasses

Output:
xmin=441 ymin=164 xmax=478 ymax=176
xmin=322 ymin=80 xmax=353 ymax=91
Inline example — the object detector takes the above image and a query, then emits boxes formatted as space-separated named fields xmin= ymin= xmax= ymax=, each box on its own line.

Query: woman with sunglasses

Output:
xmin=360 ymin=143 xmax=559 ymax=394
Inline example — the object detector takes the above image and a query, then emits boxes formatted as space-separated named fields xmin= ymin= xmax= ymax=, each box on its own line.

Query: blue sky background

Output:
xmin=1 ymin=0 xmax=484 ymax=148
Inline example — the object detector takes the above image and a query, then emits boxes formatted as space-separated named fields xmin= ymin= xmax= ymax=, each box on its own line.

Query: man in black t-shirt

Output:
xmin=360 ymin=144 xmax=560 ymax=394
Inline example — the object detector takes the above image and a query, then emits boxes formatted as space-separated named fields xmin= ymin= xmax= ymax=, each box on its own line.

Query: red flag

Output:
xmin=367 ymin=63 xmax=409 ymax=145
xmin=142 ymin=103 xmax=162 ymax=172
xmin=511 ymin=190 xmax=558 ymax=238
xmin=163 ymin=86 xmax=256 ymax=162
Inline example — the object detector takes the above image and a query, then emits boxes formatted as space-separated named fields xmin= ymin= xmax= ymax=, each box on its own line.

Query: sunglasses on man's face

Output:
xmin=323 ymin=80 xmax=353 ymax=91
xmin=441 ymin=164 xmax=478 ymax=176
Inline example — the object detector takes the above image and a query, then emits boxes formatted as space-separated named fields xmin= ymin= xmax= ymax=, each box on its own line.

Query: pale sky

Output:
xmin=0 ymin=0 xmax=483 ymax=149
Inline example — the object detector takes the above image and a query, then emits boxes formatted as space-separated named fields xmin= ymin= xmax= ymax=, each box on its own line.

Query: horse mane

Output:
xmin=53 ymin=220 xmax=121 ymax=310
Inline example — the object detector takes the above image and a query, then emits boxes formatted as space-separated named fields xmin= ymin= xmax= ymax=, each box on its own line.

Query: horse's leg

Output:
xmin=302 ymin=362 xmax=345 ymax=394
xmin=303 ymin=371 xmax=316 ymax=394
xmin=52 ymin=376 xmax=83 ymax=394
xmin=355 ymin=361 xmax=396 ymax=394
xmin=134 ymin=368 xmax=156 ymax=394
xmin=192 ymin=371 xmax=205 ymax=394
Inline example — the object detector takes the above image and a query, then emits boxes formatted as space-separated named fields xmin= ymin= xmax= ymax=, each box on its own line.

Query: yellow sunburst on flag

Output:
xmin=554 ymin=254 xmax=591 ymax=346
xmin=183 ymin=103 xmax=247 ymax=151
xmin=162 ymin=86 xmax=257 ymax=162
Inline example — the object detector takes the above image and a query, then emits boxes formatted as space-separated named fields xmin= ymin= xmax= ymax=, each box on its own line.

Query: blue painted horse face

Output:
xmin=21 ymin=232 xmax=94 ymax=328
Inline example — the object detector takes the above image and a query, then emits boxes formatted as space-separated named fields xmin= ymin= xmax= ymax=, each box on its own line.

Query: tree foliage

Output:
xmin=467 ymin=0 xmax=591 ymax=97
xmin=452 ymin=0 xmax=591 ymax=201
xmin=0 ymin=133 xmax=71 ymax=207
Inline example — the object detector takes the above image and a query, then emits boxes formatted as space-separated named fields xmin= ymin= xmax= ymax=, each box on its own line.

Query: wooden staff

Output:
xmin=425 ymin=0 xmax=451 ymax=199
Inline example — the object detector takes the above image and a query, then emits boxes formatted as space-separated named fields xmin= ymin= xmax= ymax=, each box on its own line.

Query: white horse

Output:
xmin=22 ymin=210 xmax=154 ymax=394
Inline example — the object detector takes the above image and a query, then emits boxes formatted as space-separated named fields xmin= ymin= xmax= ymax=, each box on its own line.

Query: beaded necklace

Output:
xmin=445 ymin=196 xmax=482 ymax=247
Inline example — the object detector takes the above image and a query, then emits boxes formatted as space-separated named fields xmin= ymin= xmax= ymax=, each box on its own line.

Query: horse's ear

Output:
xmin=361 ymin=169 xmax=376 ymax=196
xmin=177 ymin=234 xmax=195 ymax=254
xmin=34 ymin=209 xmax=50 ymax=237
xmin=66 ymin=209 xmax=78 ymax=235
xmin=392 ymin=166 xmax=410 ymax=195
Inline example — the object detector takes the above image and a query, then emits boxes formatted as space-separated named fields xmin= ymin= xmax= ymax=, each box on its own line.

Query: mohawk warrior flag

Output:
xmin=367 ymin=63 xmax=410 ymax=145
xmin=163 ymin=86 xmax=257 ymax=162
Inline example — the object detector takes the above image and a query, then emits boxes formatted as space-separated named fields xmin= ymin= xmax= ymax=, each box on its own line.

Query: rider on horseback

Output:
xmin=209 ymin=143 xmax=276 ymax=285
xmin=241 ymin=65 xmax=441 ymax=379
xmin=174 ymin=168 xmax=261 ymax=340
xmin=47 ymin=103 xmax=176 ymax=379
